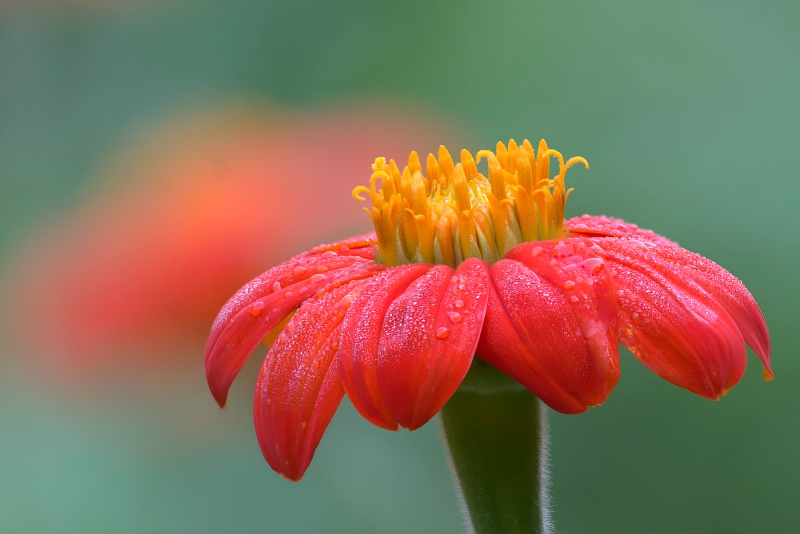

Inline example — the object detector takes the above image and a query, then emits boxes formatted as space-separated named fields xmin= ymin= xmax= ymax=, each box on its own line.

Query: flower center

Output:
xmin=353 ymin=138 xmax=588 ymax=267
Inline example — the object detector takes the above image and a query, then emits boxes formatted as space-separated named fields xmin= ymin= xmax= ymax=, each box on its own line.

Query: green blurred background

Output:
xmin=1 ymin=1 xmax=798 ymax=533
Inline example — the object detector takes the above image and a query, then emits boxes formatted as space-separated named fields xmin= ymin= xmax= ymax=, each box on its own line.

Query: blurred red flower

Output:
xmin=3 ymin=103 xmax=449 ymax=382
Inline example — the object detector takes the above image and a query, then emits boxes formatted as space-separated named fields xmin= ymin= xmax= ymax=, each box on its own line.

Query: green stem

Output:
xmin=440 ymin=360 xmax=550 ymax=534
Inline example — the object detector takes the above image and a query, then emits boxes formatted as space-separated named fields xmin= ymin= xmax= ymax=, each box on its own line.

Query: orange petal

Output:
xmin=377 ymin=259 xmax=490 ymax=430
xmin=478 ymin=240 xmax=620 ymax=413
xmin=337 ymin=264 xmax=432 ymax=430
xmin=567 ymin=215 xmax=678 ymax=246
xmin=204 ymin=251 xmax=377 ymax=407
xmin=253 ymin=276 xmax=377 ymax=481
xmin=649 ymin=242 xmax=771 ymax=377
xmin=595 ymin=237 xmax=747 ymax=397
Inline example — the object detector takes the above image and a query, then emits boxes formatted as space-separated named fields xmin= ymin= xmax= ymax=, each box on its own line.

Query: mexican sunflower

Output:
xmin=205 ymin=138 xmax=771 ymax=481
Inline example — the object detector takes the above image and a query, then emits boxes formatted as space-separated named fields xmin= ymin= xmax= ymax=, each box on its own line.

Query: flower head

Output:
xmin=205 ymin=139 xmax=771 ymax=481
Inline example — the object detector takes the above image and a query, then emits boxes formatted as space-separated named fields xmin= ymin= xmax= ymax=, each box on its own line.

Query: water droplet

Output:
xmin=285 ymin=291 xmax=294 ymax=298
xmin=458 ymin=283 xmax=465 ymax=290
xmin=317 ymin=266 xmax=328 ymax=274
xmin=563 ymin=280 xmax=576 ymax=290
xmin=570 ymin=295 xmax=579 ymax=304
xmin=581 ymin=257 xmax=605 ymax=274
xmin=555 ymin=242 xmax=575 ymax=257
xmin=575 ymin=276 xmax=584 ymax=284
xmin=249 ymin=301 xmax=265 ymax=317
xmin=336 ymin=294 xmax=354 ymax=309
xmin=321 ymin=250 xmax=338 ymax=258
xmin=447 ymin=311 xmax=462 ymax=323
xmin=616 ymin=290 xmax=625 ymax=297
xmin=293 ymin=266 xmax=307 ymax=275
xmin=266 ymin=398 xmax=272 ymax=407
xmin=454 ymin=299 xmax=465 ymax=308
xmin=272 ymin=281 xmax=282 ymax=292
xmin=531 ymin=246 xmax=544 ymax=258
xmin=435 ymin=327 xmax=450 ymax=339
xmin=451 ymin=276 xmax=459 ymax=283
xmin=311 ymin=273 xmax=328 ymax=284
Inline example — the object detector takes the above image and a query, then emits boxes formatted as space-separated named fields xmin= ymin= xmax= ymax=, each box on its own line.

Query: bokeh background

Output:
xmin=1 ymin=1 xmax=798 ymax=533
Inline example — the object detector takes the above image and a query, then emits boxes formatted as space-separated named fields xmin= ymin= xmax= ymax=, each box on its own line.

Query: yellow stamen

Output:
xmin=354 ymin=138 xmax=588 ymax=266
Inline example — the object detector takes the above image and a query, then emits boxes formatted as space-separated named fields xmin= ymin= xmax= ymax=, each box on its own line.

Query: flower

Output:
xmin=3 ymin=103 xmax=445 ymax=383
xmin=205 ymin=139 xmax=772 ymax=481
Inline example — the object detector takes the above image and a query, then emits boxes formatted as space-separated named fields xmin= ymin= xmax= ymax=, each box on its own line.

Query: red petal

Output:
xmin=594 ymin=237 xmax=747 ymax=397
xmin=568 ymin=215 xmax=677 ymax=247
xmin=204 ymin=253 xmax=378 ymax=407
xmin=649 ymin=244 xmax=771 ymax=376
xmin=376 ymin=259 xmax=490 ymax=430
xmin=306 ymin=233 xmax=377 ymax=259
xmin=337 ymin=264 xmax=432 ymax=430
xmin=253 ymin=277 xmax=375 ymax=481
xmin=480 ymin=241 xmax=620 ymax=413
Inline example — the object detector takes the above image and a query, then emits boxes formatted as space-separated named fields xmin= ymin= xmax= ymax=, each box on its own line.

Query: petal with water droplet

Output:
xmin=648 ymin=242 xmax=771 ymax=376
xmin=377 ymin=259 xmax=490 ymax=430
xmin=253 ymin=277 xmax=376 ymax=481
xmin=305 ymin=233 xmax=377 ymax=259
xmin=567 ymin=215 xmax=677 ymax=246
xmin=595 ymin=237 xmax=747 ymax=398
xmin=480 ymin=241 xmax=619 ymax=413
xmin=204 ymin=253 xmax=380 ymax=407
xmin=337 ymin=263 xmax=431 ymax=430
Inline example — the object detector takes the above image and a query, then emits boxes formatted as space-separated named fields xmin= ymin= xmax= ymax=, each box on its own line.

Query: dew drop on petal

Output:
xmin=616 ymin=289 xmax=625 ymax=297
xmin=447 ymin=311 xmax=462 ymax=323
xmin=435 ymin=327 xmax=450 ymax=339
xmin=249 ymin=301 xmax=265 ymax=317
xmin=581 ymin=257 xmax=605 ymax=274
xmin=555 ymin=242 xmax=575 ymax=257
xmin=454 ymin=299 xmax=465 ymax=308
xmin=335 ymin=294 xmax=354 ymax=309
xmin=272 ymin=281 xmax=282 ymax=292
xmin=317 ymin=266 xmax=329 ymax=274
xmin=321 ymin=250 xmax=338 ymax=258
xmin=563 ymin=280 xmax=576 ymax=290
xmin=570 ymin=295 xmax=580 ymax=304
xmin=310 ymin=273 xmax=328 ymax=284
xmin=293 ymin=266 xmax=307 ymax=275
